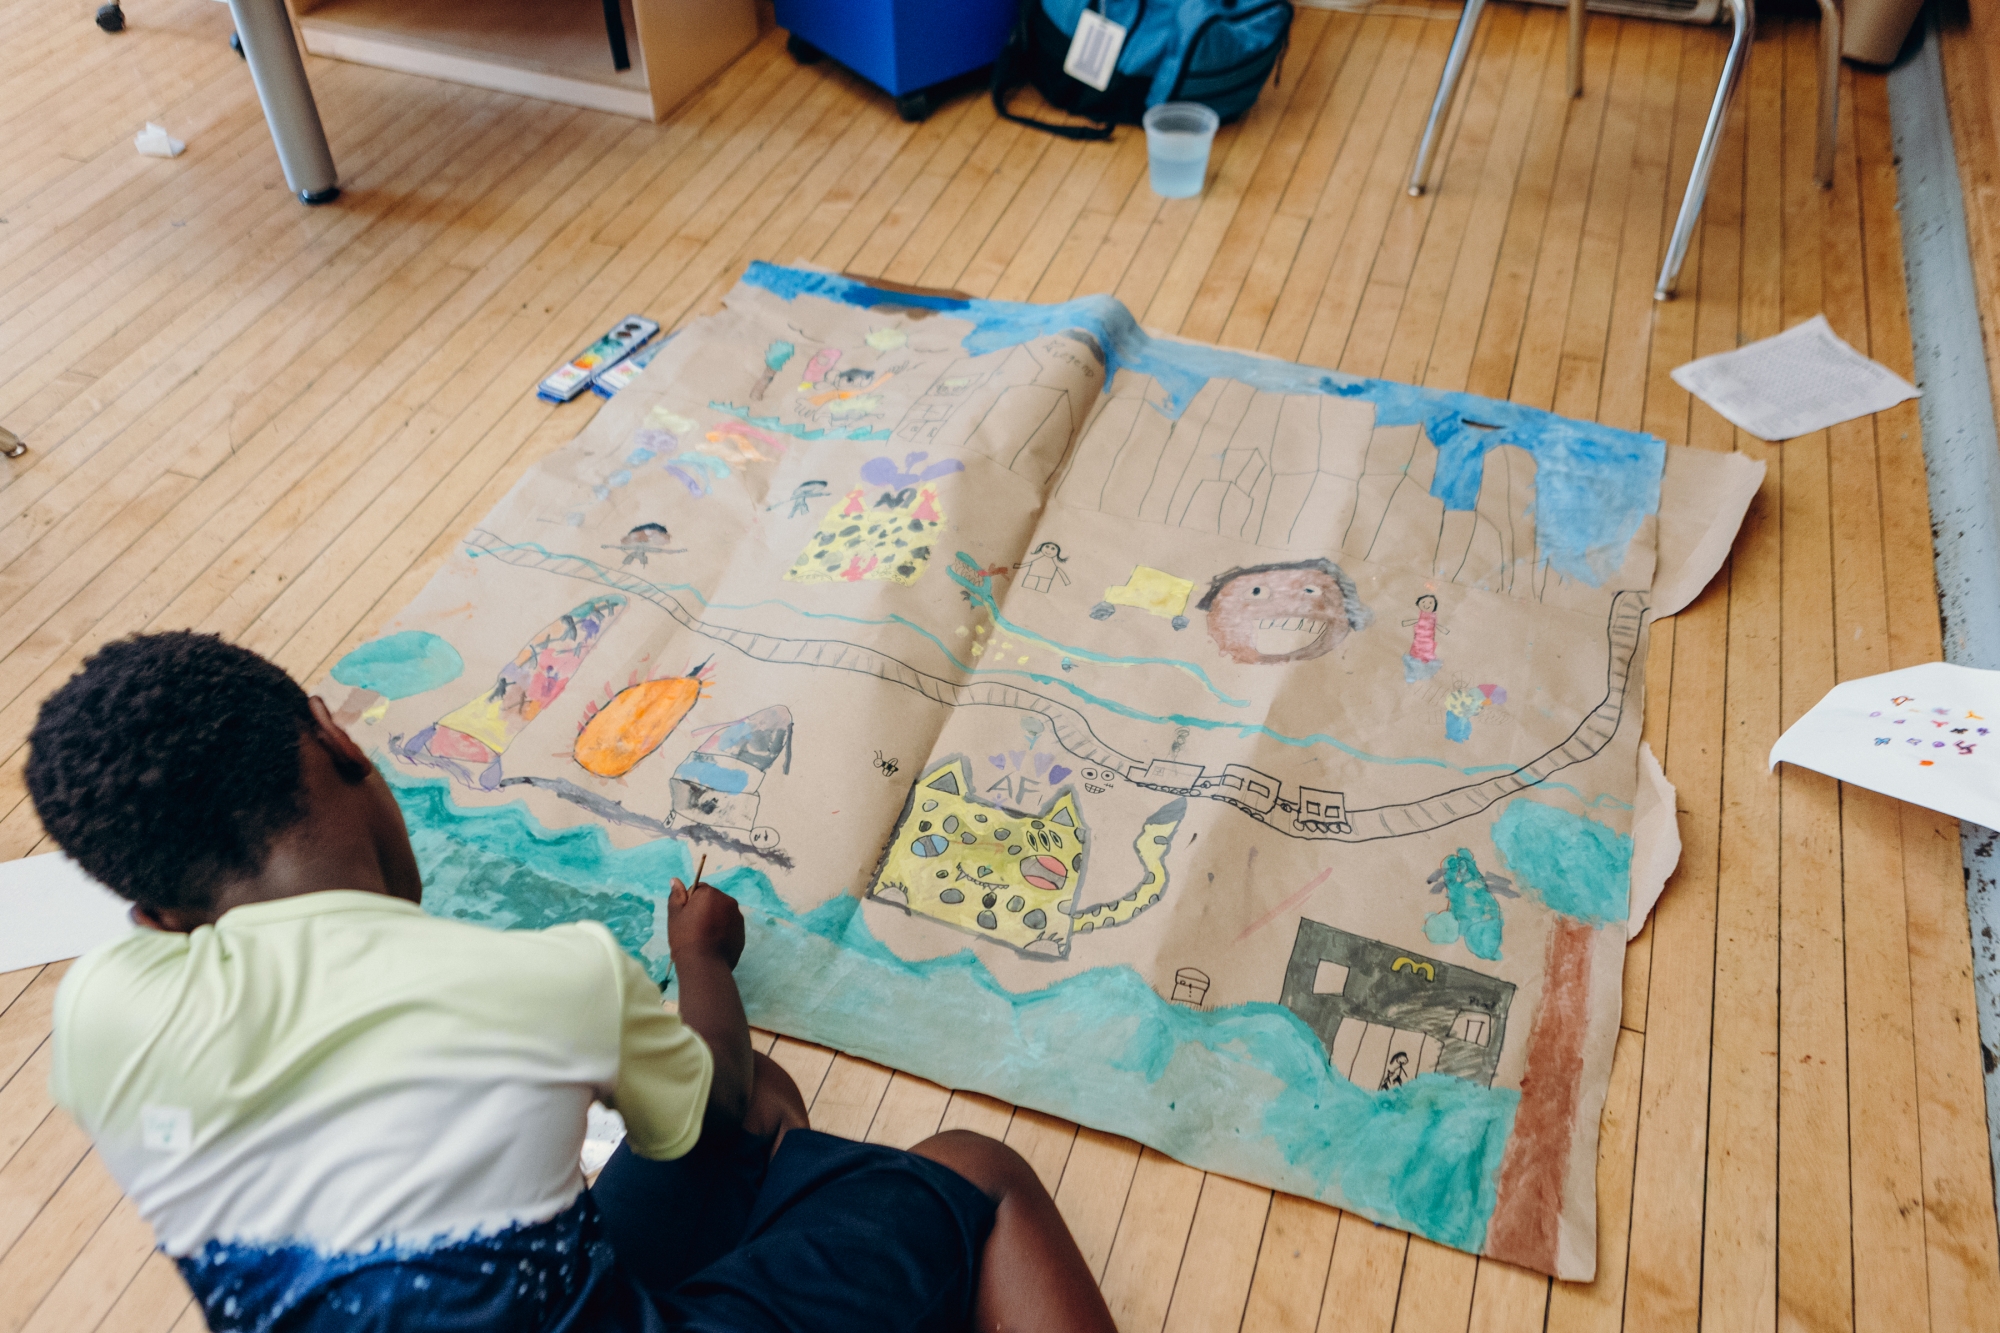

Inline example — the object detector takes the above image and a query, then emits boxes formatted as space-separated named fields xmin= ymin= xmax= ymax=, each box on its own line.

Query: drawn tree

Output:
xmin=1481 ymin=799 xmax=1633 ymax=1272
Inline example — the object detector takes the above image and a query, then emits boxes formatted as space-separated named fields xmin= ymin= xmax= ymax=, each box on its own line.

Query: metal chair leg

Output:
xmin=1567 ymin=0 xmax=1586 ymax=97
xmin=1654 ymin=0 xmax=1753 ymax=300
xmin=1408 ymin=0 xmax=1488 ymax=197
xmin=1814 ymin=0 xmax=1838 ymax=187
xmin=602 ymin=0 xmax=631 ymax=72
xmin=226 ymin=0 xmax=339 ymax=204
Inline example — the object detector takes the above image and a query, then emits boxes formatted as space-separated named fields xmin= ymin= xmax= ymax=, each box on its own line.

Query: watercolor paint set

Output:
xmin=536 ymin=315 xmax=659 ymax=403
xmin=590 ymin=333 xmax=674 ymax=398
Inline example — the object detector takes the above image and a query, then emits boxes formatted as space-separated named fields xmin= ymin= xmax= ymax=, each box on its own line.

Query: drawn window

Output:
xmin=1312 ymin=960 xmax=1349 ymax=995
xmin=1247 ymin=780 xmax=1272 ymax=799
xmin=1450 ymin=1010 xmax=1491 ymax=1046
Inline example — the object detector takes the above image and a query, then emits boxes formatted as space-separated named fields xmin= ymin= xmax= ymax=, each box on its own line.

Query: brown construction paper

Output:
xmin=322 ymin=266 xmax=1748 ymax=1278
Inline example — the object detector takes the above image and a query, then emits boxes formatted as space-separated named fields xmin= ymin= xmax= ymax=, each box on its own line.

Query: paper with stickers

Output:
xmin=1770 ymin=661 xmax=2000 ymax=830
xmin=321 ymin=265 xmax=1759 ymax=1279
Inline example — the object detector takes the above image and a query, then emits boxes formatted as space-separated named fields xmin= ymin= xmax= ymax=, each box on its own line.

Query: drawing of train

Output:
xmin=1125 ymin=757 xmax=1351 ymax=834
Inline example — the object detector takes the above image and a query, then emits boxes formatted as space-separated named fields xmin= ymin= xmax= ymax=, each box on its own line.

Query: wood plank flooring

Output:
xmin=4 ymin=1 xmax=1999 ymax=1328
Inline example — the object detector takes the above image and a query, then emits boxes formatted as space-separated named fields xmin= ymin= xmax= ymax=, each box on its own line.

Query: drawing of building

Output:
xmin=1279 ymin=918 xmax=1515 ymax=1090
xmin=1169 ymin=968 xmax=1211 ymax=1007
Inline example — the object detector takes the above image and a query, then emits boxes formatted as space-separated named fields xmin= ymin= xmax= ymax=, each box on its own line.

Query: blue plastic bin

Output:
xmin=776 ymin=0 xmax=1016 ymax=115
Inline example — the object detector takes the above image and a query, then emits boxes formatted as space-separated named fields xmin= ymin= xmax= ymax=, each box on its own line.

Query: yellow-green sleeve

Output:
xmin=602 ymin=942 xmax=713 ymax=1161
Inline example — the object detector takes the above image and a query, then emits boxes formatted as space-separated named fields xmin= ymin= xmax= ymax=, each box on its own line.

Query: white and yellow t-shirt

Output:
xmin=51 ymin=891 xmax=710 ymax=1283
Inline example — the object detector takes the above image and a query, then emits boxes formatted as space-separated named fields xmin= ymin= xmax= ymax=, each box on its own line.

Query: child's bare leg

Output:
xmin=742 ymin=1050 xmax=809 ymax=1147
xmin=909 ymin=1129 xmax=1116 ymax=1333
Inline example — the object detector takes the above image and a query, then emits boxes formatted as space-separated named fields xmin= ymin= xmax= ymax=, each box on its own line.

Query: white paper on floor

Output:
xmin=0 ymin=853 xmax=133 ymax=973
xmin=1770 ymin=661 xmax=2000 ymax=828
xmin=134 ymin=122 xmax=185 ymax=158
xmin=1672 ymin=314 xmax=1920 ymax=441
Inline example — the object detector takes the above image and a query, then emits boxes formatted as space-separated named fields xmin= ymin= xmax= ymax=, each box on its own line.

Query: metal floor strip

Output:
xmin=1888 ymin=0 xmax=2000 ymax=1224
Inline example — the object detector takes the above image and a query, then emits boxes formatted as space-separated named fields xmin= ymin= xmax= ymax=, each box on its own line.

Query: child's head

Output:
xmin=27 ymin=632 xmax=393 ymax=921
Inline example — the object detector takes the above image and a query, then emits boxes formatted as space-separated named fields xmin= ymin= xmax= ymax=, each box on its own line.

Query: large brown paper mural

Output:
xmin=322 ymin=265 xmax=1757 ymax=1278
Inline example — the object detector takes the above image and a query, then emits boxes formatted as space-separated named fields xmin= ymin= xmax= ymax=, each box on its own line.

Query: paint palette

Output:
xmin=537 ymin=316 xmax=660 ymax=404
xmin=590 ymin=334 xmax=674 ymax=398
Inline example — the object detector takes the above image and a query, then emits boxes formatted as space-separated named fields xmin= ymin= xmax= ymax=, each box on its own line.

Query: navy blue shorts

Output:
xmin=588 ymin=1128 xmax=998 ymax=1333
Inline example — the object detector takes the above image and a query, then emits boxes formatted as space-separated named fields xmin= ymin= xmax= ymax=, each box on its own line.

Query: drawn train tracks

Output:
xmin=466 ymin=532 xmax=1648 ymax=844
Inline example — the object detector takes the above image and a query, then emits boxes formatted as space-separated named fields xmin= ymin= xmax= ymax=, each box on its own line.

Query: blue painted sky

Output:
xmin=741 ymin=262 xmax=1666 ymax=586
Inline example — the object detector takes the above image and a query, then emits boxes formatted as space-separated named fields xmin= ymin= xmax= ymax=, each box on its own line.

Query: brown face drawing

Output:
xmin=1196 ymin=559 xmax=1369 ymax=664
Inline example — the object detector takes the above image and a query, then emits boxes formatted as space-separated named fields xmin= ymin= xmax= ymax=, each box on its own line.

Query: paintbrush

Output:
xmin=693 ymin=854 xmax=707 ymax=890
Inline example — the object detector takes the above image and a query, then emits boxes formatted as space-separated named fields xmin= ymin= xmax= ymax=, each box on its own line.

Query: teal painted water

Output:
xmin=391 ymin=766 xmax=1519 ymax=1253
xmin=332 ymin=631 xmax=463 ymax=700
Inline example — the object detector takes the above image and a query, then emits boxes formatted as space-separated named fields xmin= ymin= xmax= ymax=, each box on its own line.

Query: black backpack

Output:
xmin=992 ymin=0 xmax=1294 ymax=141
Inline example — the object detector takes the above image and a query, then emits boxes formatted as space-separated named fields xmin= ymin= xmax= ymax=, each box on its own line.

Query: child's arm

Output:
xmin=666 ymin=878 xmax=753 ymax=1130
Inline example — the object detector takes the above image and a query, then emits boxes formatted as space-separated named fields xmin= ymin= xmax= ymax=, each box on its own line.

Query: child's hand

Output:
xmin=668 ymin=878 xmax=744 ymax=969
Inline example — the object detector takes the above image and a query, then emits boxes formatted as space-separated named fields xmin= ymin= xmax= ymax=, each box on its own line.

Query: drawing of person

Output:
xmin=1402 ymin=594 xmax=1445 ymax=682
xmin=767 ymin=480 xmax=829 ymax=518
xmin=1380 ymin=1051 xmax=1411 ymax=1090
xmin=1014 ymin=542 xmax=1071 ymax=593
xmin=1194 ymin=558 xmax=1372 ymax=665
xmin=600 ymin=522 xmax=684 ymax=567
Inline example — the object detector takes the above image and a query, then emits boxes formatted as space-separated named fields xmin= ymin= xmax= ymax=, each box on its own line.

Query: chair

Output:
xmin=1406 ymin=0 xmax=1840 ymax=300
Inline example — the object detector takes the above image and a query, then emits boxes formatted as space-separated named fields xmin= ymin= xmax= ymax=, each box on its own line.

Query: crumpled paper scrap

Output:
xmin=1671 ymin=314 xmax=1919 ymax=441
xmin=134 ymin=123 xmax=185 ymax=158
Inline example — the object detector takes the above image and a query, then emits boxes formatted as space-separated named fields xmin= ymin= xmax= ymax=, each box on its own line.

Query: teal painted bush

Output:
xmin=1491 ymin=798 xmax=1631 ymax=925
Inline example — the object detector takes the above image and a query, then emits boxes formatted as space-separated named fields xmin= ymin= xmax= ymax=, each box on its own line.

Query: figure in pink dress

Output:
xmin=1403 ymin=593 xmax=1444 ymax=683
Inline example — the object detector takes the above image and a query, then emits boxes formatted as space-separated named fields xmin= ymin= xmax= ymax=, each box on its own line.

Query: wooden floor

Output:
xmin=3 ymin=0 xmax=1998 ymax=1328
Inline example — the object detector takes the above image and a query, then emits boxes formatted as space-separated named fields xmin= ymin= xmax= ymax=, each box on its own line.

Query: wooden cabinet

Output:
xmin=289 ymin=0 xmax=758 ymax=121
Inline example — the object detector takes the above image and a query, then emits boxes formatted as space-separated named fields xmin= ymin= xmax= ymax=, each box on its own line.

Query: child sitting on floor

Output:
xmin=29 ymin=632 xmax=1116 ymax=1333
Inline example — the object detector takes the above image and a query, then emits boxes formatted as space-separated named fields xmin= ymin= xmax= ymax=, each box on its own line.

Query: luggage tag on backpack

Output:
xmin=537 ymin=315 xmax=659 ymax=404
xmin=1063 ymin=7 xmax=1127 ymax=93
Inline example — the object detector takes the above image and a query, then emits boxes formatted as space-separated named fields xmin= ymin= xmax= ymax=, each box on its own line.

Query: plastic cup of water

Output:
xmin=1143 ymin=102 xmax=1219 ymax=199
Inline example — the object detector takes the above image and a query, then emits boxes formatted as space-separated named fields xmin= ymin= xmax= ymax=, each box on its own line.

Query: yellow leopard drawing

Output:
xmin=868 ymin=758 xmax=1187 ymax=960
xmin=1072 ymin=797 xmax=1187 ymax=935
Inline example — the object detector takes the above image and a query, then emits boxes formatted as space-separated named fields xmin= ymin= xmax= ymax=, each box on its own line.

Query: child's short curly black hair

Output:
xmin=27 ymin=633 xmax=314 ymax=915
